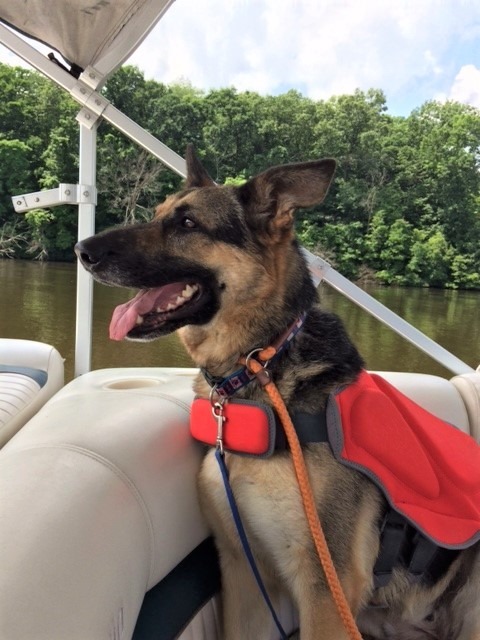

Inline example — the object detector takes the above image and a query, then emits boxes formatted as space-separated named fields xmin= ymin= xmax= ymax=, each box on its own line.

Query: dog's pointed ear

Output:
xmin=237 ymin=159 xmax=336 ymax=238
xmin=185 ymin=144 xmax=216 ymax=188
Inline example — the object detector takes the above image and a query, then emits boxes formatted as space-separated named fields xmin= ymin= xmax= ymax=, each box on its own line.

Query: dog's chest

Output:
xmin=197 ymin=448 xmax=330 ymax=558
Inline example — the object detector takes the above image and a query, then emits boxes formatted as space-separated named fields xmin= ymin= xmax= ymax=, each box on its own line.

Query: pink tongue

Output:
xmin=109 ymin=283 xmax=188 ymax=341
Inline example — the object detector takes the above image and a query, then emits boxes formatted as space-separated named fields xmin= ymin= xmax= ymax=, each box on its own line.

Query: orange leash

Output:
xmin=245 ymin=350 xmax=363 ymax=640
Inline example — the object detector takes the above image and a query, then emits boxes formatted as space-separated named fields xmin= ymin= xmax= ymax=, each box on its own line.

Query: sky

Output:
xmin=1 ymin=0 xmax=480 ymax=117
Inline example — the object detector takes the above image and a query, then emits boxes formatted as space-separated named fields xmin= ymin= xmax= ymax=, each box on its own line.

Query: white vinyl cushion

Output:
xmin=0 ymin=339 xmax=64 ymax=446
xmin=450 ymin=370 xmax=480 ymax=441
xmin=0 ymin=373 xmax=41 ymax=428
xmin=0 ymin=368 xmax=208 ymax=640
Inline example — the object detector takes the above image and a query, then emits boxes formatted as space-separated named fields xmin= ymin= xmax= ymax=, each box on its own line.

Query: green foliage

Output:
xmin=449 ymin=254 xmax=480 ymax=289
xmin=0 ymin=138 xmax=33 ymax=224
xmin=0 ymin=62 xmax=478 ymax=288
xmin=365 ymin=210 xmax=390 ymax=269
xmin=24 ymin=208 xmax=55 ymax=260
xmin=376 ymin=219 xmax=414 ymax=285
xmin=406 ymin=229 xmax=451 ymax=287
xmin=0 ymin=218 xmax=26 ymax=257
xmin=298 ymin=220 xmax=365 ymax=279
xmin=224 ymin=174 xmax=247 ymax=186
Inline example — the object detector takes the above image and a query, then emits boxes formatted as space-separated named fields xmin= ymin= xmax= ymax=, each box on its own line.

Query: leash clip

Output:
xmin=210 ymin=385 xmax=227 ymax=455
xmin=212 ymin=401 xmax=226 ymax=455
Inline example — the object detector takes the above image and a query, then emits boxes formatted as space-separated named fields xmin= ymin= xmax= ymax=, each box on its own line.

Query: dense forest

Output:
xmin=0 ymin=63 xmax=479 ymax=288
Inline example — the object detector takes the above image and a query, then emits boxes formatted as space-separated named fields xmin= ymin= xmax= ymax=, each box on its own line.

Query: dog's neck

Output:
xmin=178 ymin=311 xmax=303 ymax=378
xmin=177 ymin=246 xmax=317 ymax=378
xmin=197 ymin=312 xmax=307 ymax=399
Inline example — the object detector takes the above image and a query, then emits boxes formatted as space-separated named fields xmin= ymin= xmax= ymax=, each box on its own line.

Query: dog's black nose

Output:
xmin=75 ymin=240 xmax=101 ymax=268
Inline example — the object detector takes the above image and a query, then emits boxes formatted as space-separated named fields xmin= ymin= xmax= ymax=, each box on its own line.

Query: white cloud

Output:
xmin=1 ymin=0 xmax=480 ymax=114
xmin=448 ymin=64 xmax=480 ymax=108
xmin=126 ymin=0 xmax=480 ymax=113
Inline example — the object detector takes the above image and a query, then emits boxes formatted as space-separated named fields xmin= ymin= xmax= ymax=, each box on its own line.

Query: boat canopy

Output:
xmin=0 ymin=1 xmax=474 ymax=378
xmin=0 ymin=0 xmax=174 ymax=81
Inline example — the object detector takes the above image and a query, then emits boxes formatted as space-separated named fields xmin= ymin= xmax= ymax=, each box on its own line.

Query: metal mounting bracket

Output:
xmin=76 ymin=102 xmax=107 ymax=129
xmin=71 ymin=68 xmax=109 ymax=129
xmin=79 ymin=66 xmax=105 ymax=90
xmin=12 ymin=184 xmax=97 ymax=213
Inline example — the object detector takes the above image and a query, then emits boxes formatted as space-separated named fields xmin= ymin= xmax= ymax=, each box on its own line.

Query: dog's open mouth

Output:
xmin=109 ymin=282 xmax=202 ymax=341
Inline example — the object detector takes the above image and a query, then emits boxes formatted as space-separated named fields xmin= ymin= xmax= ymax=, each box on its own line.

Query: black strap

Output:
xmin=409 ymin=531 xmax=459 ymax=585
xmin=274 ymin=410 xmax=329 ymax=450
xmin=201 ymin=313 xmax=307 ymax=399
xmin=276 ymin=417 xmax=460 ymax=590
xmin=373 ymin=510 xmax=411 ymax=588
xmin=373 ymin=509 xmax=459 ymax=589
xmin=132 ymin=537 xmax=221 ymax=640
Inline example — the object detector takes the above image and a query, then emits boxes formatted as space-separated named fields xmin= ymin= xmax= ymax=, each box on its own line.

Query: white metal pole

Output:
xmin=74 ymin=122 xmax=98 ymax=376
xmin=0 ymin=23 xmax=187 ymax=176
xmin=303 ymin=249 xmax=474 ymax=376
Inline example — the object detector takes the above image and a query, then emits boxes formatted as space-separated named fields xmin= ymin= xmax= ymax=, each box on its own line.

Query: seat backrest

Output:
xmin=450 ymin=368 xmax=480 ymax=441
xmin=0 ymin=368 xmax=207 ymax=640
xmin=374 ymin=371 xmax=472 ymax=435
xmin=0 ymin=338 xmax=64 ymax=446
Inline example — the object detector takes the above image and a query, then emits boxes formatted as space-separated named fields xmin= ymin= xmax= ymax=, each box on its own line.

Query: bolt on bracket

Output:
xmin=12 ymin=184 xmax=97 ymax=213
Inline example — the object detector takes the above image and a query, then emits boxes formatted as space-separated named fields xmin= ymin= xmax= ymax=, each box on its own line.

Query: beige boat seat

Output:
xmin=450 ymin=366 xmax=480 ymax=441
xmin=0 ymin=339 xmax=64 ymax=446
xmin=0 ymin=367 xmax=478 ymax=640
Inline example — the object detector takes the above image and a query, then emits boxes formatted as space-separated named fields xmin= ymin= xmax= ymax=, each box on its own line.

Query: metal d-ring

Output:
xmin=245 ymin=347 xmax=269 ymax=372
xmin=209 ymin=384 xmax=225 ymax=407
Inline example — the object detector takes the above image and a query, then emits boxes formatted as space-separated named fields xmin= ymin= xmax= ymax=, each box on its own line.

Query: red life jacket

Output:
xmin=191 ymin=370 xmax=480 ymax=549
xmin=331 ymin=370 xmax=480 ymax=549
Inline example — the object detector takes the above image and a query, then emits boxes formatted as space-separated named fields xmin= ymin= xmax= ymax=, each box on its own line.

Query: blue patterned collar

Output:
xmin=200 ymin=312 xmax=307 ymax=399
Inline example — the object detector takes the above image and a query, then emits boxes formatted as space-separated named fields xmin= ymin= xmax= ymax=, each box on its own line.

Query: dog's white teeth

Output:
xmin=135 ymin=315 xmax=144 ymax=325
xmin=182 ymin=284 xmax=196 ymax=299
xmin=151 ymin=286 xmax=198 ymax=316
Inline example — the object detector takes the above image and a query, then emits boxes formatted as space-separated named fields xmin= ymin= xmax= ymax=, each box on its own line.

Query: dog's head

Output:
xmin=75 ymin=146 xmax=335 ymax=352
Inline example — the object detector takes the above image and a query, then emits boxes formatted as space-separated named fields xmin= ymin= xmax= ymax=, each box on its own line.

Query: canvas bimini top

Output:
xmin=0 ymin=0 xmax=175 ymax=82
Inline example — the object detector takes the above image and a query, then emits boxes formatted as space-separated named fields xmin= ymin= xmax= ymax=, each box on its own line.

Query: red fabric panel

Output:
xmin=336 ymin=371 xmax=480 ymax=547
xmin=190 ymin=399 xmax=272 ymax=456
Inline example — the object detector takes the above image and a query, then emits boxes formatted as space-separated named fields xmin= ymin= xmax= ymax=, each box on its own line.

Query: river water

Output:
xmin=0 ymin=259 xmax=478 ymax=381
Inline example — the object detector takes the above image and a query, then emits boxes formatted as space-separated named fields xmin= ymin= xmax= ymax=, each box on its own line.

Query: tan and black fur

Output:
xmin=76 ymin=146 xmax=480 ymax=639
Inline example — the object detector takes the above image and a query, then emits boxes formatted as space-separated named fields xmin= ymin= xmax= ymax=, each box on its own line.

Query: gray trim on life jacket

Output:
xmin=324 ymin=394 xmax=459 ymax=589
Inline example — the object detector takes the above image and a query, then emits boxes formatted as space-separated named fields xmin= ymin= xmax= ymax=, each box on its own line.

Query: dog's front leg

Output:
xmin=198 ymin=451 xmax=279 ymax=640
xmin=220 ymin=546 xmax=279 ymax=640
xmin=287 ymin=563 xmax=358 ymax=640
xmin=297 ymin=594 xmax=352 ymax=640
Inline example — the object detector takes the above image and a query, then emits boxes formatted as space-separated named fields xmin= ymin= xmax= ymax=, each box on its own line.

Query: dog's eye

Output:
xmin=181 ymin=217 xmax=197 ymax=229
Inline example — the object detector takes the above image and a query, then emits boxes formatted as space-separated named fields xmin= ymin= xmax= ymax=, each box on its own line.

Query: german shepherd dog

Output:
xmin=76 ymin=146 xmax=480 ymax=640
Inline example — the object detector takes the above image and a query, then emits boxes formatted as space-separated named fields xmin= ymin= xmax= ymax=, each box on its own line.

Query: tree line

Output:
xmin=0 ymin=63 xmax=479 ymax=288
